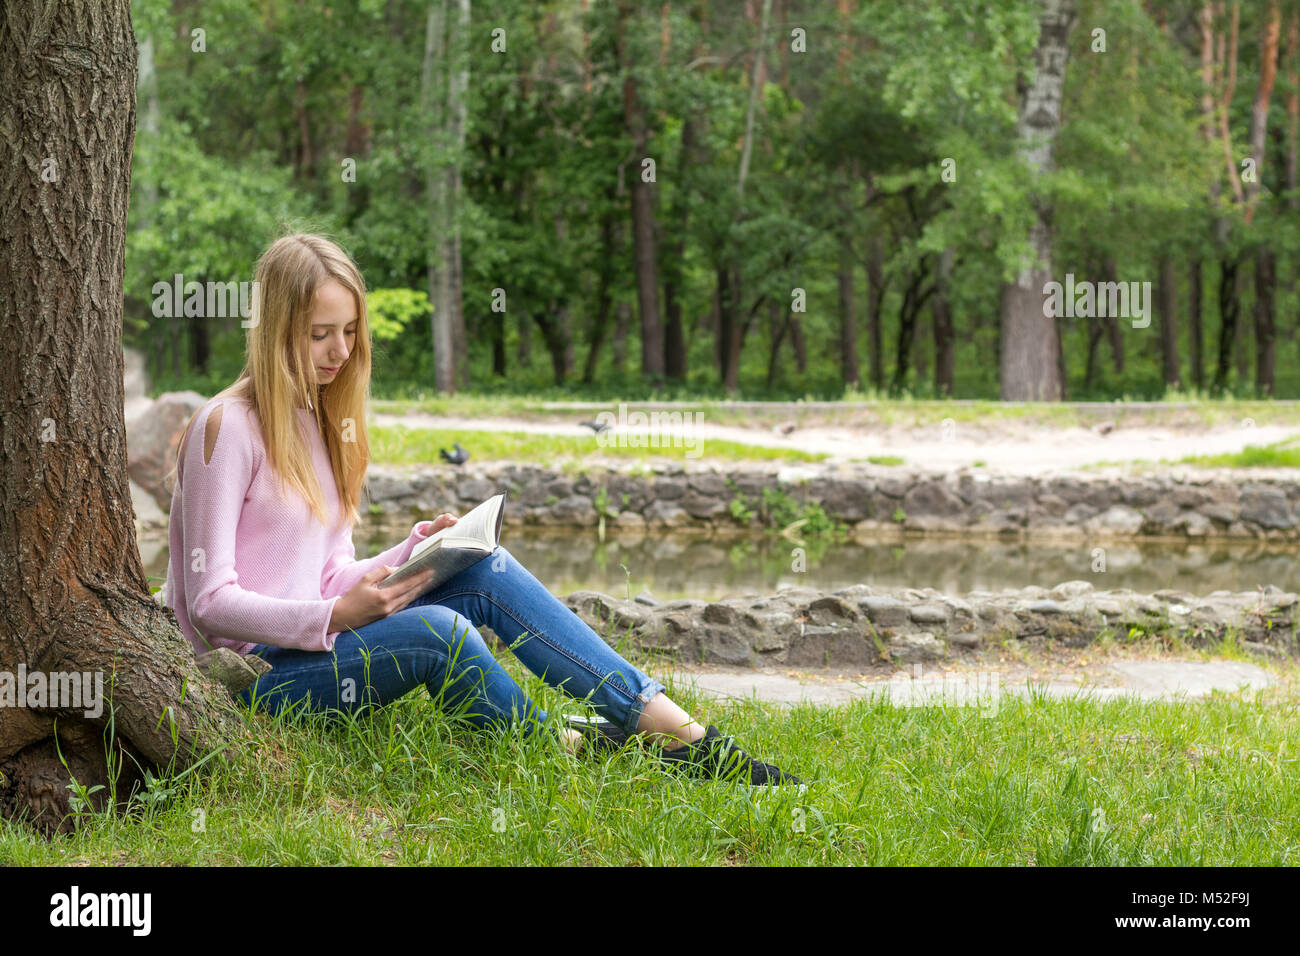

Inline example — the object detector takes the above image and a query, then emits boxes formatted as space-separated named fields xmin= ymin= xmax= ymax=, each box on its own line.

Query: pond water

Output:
xmin=137 ymin=518 xmax=1296 ymax=601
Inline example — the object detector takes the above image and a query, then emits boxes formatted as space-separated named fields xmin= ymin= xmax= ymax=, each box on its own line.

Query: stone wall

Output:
xmin=363 ymin=460 xmax=1300 ymax=540
xmin=553 ymin=581 xmax=1299 ymax=668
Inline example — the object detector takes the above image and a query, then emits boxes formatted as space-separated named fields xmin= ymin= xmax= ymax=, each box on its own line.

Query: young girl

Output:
xmin=162 ymin=233 xmax=801 ymax=788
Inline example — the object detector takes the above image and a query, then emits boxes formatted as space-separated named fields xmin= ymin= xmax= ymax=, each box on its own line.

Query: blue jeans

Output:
xmin=236 ymin=545 xmax=666 ymax=738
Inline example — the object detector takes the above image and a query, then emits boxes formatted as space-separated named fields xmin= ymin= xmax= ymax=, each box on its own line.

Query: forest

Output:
xmin=126 ymin=0 xmax=1300 ymax=400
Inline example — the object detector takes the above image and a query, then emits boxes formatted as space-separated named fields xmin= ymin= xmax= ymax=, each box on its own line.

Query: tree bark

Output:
xmin=0 ymin=0 xmax=242 ymax=836
xmin=1214 ymin=256 xmax=1240 ymax=390
xmin=865 ymin=229 xmax=886 ymax=390
xmin=448 ymin=0 xmax=471 ymax=390
xmin=1189 ymin=259 xmax=1204 ymax=390
xmin=932 ymin=247 xmax=955 ymax=397
xmin=837 ymin=222 xmax=860 ymax=389
xmin=617 ymin=1 xmax=665 ymax=382
xmin=999 ymin=0 xmax=1078 ymax=401
xmin=1158 ymin=255 xmax=1182 ymax=387
xmin=423 ymin=1 xmax=455 ymax=394
xmin=662 ymin=114 xmax=702 ymax=383
xmin=1255 ymin=247 xmax=1277 ymax=395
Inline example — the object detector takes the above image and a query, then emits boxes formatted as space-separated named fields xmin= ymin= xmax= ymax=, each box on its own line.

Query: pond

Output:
xmin=136 ymin=518 xmax=1296 ymax=602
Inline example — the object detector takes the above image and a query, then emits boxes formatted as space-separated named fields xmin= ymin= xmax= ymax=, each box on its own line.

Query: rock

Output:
xmin=903 ymin=481 xmax=966 ymax=517
xmin=807 ymin=596 xmax=859 ymax=621
xmin=1086 ymin=506 xmax=1145 ymax=535
xmin=1173 ymin=512 xmax=1212 ymax=537
xmin=1022 ymin=600 xmax=1064 ymax=615
xmin=126 ymin=390 xmax=209 ymax=512
xmin=698 ymin=627 xmax=755 ymax=666
xmin=887 ymin=631 xmax=945 ymax=664
xmin=786 ymin=625 xmax=879 ymax=668
xmin=634 ymin=590 xmax=660 ymax=606
xmin=859 ymin=595 xmax=908 ymax=627
xmin=1049 ymin=580 xmax=1094 ymax=600
xmin=908 ymin=604 xmax=950 ymax=625
xmin=195 ymin=648 xmax=271 ymax=695
xmin=1239 ymin=486 xmax=1294 ymax=529
xmin=643 ymin=499 xmax=690 ymax=527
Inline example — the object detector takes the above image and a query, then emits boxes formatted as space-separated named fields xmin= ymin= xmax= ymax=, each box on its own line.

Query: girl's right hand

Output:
xmin=329 ymin=564 xmax=436 ymax=633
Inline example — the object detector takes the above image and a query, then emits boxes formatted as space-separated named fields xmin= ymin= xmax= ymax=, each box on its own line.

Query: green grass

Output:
xmin=366 ymin=425 xmax=828 ymax=467
xmin=366 ymin=394 xmax=1300 ymax=433
xmin=4 ymin=649 xmax=1297 ymax=865
xmin=1173 ymin=437 xmax=1300 ymax=469
xmin=1086 ymin=437 xmax=1300 ymax=472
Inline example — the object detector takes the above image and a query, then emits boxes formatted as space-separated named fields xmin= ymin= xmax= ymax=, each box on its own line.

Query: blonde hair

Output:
xmin=169 ymin=233 xmax=373 ymax=533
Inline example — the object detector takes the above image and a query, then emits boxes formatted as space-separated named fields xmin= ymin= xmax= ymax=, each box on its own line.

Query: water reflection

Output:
xmin=137 ymin=517 xmax=1298 ymax=602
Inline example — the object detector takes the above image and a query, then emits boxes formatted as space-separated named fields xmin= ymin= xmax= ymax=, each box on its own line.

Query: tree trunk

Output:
xmin=1255 ymin=247 xmax=1277 ymax=395
xmin=1189 ymin=259 xmax=1204 ymax=389
xmin=1214 ymin=256 xmax=1240 ymax=391
xmin=662 ymin=115 xmax=700 ymax=383
xmin=932 ymin=247 xmax=955 ymax=397
xmin=717 ymin=266 xmax=742 ymax=393
xmin=865 ymin=231 xmax=886 ymax=390
xmin=837 ymin=227 xmax=859 ymax=389
xmin=1243 ymin=0 xmax=1281 ymax=225
xmin=448 ymin=0 xmax=471 ymax=389
xmin=999 ymin=0 xmax=1077 ymax=401
xmin=617 ymin=2 xmax=665 ymax=382
xmin=1158 ymin=255 xmax=1182 ymax=388
xmin=582 ymin=208 xmax=619 ymax=384
xmin=423 ymin=1 xmax=455 ymax=394
xmin=0 ymin=0 xmax=241 ymax=837
xmin=612 ymin=302 xmax=631 ymax=375
xmin=766 ymin=301 xmax=786 ymax=389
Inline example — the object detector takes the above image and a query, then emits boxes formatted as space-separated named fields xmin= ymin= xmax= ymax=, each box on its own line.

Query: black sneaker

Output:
xmin=564 ymin=713 xmax=634 ymax=756
xmin=657 ymin=725 xmax=804 ymax=789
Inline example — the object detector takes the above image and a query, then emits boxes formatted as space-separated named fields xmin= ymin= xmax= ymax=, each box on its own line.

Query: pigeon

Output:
xmin=773 ymin=421 xmax=798 ymax=436
xmin=440 ymin=442 xmax=469 ymax=465
xmin=580 ymin=419 xmax=612 ymax=433
xmin=1094 ymin=420 xmax=1115 ymax=436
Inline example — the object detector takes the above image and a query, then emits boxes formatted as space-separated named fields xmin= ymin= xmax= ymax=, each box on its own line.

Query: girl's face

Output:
xmin=305 ymin=279 xmax=358 ymax=384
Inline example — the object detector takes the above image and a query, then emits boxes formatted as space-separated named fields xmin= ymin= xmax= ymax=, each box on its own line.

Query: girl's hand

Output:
xmin=424 ymin=513 xmax=459 ymax=536
xmin=330 ymin=563 xmax=435 ymax=633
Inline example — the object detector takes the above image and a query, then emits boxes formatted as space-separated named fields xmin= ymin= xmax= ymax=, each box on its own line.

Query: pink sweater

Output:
xmin=162 ymin=396 xmax=432 ymax=657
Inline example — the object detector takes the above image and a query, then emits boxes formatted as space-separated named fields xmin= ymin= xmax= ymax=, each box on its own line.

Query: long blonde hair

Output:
xmin=169 ymin=233 xmax=373 ymax=533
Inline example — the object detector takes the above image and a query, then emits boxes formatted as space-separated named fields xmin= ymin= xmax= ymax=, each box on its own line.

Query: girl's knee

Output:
xmin=403 ymin=608 xmax=489 ymax=658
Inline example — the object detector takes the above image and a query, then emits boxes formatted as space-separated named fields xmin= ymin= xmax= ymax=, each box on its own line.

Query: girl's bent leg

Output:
xmin=238 ymin=603 xmax=547 ymax=736
xmin=407 ymin=545 xmax=666 ymax=736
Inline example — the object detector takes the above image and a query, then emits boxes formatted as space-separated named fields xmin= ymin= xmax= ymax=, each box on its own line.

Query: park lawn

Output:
xmin=366 ymin=424 xmax=828 ymax=467
xmin=1173 ymin=437 xmax=1300 ymax=469
xmin=2 ymin=639 xmax=1297 ymax=866
xmin=367 ymin=395 xmax=1300 ymax=433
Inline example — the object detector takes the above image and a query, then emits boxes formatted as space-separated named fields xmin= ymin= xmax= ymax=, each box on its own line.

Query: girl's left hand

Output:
xmin=424 ymin=513 xmax=459 ymax=536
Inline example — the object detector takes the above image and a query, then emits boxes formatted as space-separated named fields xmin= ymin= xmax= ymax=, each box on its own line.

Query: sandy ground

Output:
xmin=369 ymin=409 xmax=1300 ymax=476
xmin=666 ymin=645 xmax=1291 ymax=708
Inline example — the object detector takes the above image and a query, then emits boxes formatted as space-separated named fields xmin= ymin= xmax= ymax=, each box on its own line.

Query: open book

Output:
xmin=379 ymin=491 xmax=508 ymax=589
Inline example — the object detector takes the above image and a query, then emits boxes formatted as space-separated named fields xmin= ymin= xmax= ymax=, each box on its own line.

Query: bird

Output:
xmin=440 ymin=442 xmax=469 ymax=465
xmin=579 ymin=419 xmax=612 ymax=434
xmin=1094 ymin=420 xmax=1115 ymax=436
xmin=773 ymin=421 xmax=798 ymax=436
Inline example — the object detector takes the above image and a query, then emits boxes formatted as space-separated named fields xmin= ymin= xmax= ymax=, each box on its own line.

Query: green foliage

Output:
xmin=123 ymin=0 xmax=1300 ymax=402
xmin=366 ymin=288 xmax=432 ymax=342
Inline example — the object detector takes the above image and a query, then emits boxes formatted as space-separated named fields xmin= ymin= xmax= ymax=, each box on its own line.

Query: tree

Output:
xmin=1000 ymin=0 xmax=1079 ymax=401
xmin=0 ymin=0 xmax=241 ymax=835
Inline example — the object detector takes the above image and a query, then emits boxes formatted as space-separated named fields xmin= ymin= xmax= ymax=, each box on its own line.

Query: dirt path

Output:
xmin=369 ymin=410 xmax=1299 ymax=475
